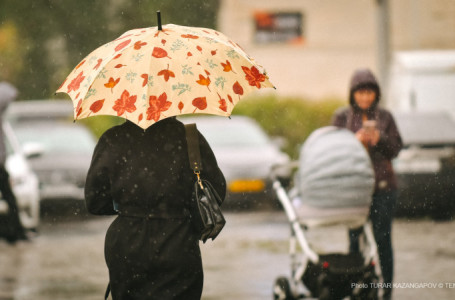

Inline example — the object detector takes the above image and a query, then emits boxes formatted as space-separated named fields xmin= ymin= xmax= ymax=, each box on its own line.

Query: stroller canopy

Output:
xmin=297 ymin=126 xmax=375 ymax=209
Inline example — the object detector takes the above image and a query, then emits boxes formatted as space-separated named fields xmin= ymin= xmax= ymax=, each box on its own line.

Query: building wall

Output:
xmin=218 ymin=0 xmax=455 ymax=100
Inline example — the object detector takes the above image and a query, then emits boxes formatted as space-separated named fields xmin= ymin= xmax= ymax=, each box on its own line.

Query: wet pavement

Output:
xmin=1 ymin=207 xmax=455 ymax=300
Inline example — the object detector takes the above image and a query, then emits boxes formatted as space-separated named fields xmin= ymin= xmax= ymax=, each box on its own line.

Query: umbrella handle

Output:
xmin=157 ymin=11 xmax=162 ymax=30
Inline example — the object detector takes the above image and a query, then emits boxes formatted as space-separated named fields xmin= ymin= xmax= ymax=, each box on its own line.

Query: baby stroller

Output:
xmin=272 ymin=126 xmax=380 ymax=300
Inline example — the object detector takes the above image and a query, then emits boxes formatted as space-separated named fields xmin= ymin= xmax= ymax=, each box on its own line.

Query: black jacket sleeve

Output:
xmin=198 ymin=131 xmax=227 ymax=201
xmin=371 ymin=111 xmax=403 ymax=160
xmin=84 ymin=134 xmax=117 ymax=215
xmin=331 ymin=107 xmax=348 ymax=128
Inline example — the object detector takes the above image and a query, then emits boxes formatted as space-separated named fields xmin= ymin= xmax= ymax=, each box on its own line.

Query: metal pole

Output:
xmin=375 ymin=0 xmax=391 ymax=94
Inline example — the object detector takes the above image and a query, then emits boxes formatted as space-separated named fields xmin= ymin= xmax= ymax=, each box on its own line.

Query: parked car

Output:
xmin=179 ymin=115 xmax=290 ymax=209
xmin=6 ymin=100 xmax=96 ymax=202
xmin=392 ymin=111 xmax=455 ymax=219
xmin=0 ymin=122 xmax=41 ymax=230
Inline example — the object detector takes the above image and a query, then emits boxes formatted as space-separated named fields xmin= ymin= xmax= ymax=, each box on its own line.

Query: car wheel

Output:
xmin=19 ymin=195 xmax=40 ymax=230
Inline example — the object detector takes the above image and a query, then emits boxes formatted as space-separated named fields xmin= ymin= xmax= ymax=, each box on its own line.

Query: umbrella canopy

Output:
xmin=56 ymin=23 xmax=274 ymax=129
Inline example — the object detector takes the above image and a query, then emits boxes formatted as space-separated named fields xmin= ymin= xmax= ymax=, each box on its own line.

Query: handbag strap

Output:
xmin=184 ymin=123 xmax=203 ymax=173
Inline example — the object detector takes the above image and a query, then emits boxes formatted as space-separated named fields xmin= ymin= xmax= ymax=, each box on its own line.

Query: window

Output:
xmin=253 ymin=11 xmax=304 ymax=44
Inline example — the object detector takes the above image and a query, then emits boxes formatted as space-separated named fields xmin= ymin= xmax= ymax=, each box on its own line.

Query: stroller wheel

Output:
xmin=273 ymin=276 xmax=293 ymax=300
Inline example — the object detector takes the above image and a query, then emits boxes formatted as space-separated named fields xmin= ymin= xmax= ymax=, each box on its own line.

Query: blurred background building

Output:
xmin=218 ymin=0 xmax=455 ymax=99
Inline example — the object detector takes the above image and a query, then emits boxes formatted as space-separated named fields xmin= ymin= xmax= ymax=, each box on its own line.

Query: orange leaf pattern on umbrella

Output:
xmin=152 ymin=47 xmax=171 ymax=59
xmin=192 ymin=97 xmax=207 ymax=111
xmin=233 ymin=81 xmax=244 ymax=97
xmin=115 ymin=39 xmax=131 ymax=51
xmin=67 ymin=72 xmax=85 ymax=93
xmin=242 ymin=66 xmax=266 ymax=88
xmin=181 ymin=34 xmax=199 ymax=40
xmin=141 ymin=74 xmax=149 ymax=87
xmin=114 ymin=34 xmax=133 ymax=42
xmin=113 ymin=90 xmax=137 ymax=116
xmin=76 ymin=99 xmax=83 ymax=117
xmin=90 ymin=99 xmax=105 ymax=113
xmin=94 ymin=59 xmax=102 ymax=70
xmin=75 ymin=60 xmax=85 ymax=69
xmin=196 ymin=74 xmax=211 ymax=91
xmin=157 ymin=64 xmax=175 ymax=82
xmin=134 ymin=41 xmax=147 ymax=50
xmin=221 ymin=60 xmax=235 ymax=73
xmin=147 ymin=92 xmax=172 ymax=121
xmin=104 ymin=77 xmax=120 ymax=92
xmin=217 ymin=93 xmax=227 ymax=112
xmin=56 ymin=24 xmax=274 ymax=129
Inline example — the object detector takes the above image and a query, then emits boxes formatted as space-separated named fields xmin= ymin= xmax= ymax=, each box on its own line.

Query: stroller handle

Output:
xmin=269 ymin=161 xmax=299 ymax=180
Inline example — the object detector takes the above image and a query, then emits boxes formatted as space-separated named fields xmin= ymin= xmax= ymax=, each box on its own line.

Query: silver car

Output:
xmin=0 ymin=122 xmax=41 ymax=230
xmin=180 ymin=115 xmax=290 ymax=209
xmin=6 ymin=100 xmax=96 ymax=202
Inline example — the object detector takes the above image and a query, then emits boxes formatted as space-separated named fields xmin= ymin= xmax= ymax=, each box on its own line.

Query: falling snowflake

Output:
xmin=172 ymin=83 xmax=191 ymax=95
xmin=181 ymin=65 xmax=194 ymax=75
xmin=215 ymin=77 xmax=227 ymax=89
xmin=126 ymin=71 xmax=137 ymax=83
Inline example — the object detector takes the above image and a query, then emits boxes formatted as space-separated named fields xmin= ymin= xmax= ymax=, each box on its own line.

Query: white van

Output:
xmin=386 ymin=50 xmax=455 ymax=219
xmin=386 ymin=50 xmax=455 ymax=114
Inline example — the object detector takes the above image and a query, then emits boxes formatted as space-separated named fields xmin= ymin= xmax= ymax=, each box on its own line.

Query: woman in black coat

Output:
xmin=85 ymin=117 xmax=226 ymax=300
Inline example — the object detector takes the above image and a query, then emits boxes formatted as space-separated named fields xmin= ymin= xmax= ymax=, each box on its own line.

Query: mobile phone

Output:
xmin=362 ymin=120 xmax=377 ymax=131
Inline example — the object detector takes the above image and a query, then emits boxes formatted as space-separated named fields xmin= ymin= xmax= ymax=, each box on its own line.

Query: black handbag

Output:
xmin=184 ymin=123 xmax=226 ymax=243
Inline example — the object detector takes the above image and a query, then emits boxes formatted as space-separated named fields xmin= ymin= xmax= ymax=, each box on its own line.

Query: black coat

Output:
xmin=85 ymin=118 xmax=226 ymax=300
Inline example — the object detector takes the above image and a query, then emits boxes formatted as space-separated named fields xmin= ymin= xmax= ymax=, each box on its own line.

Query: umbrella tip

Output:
xmin=157 ymin=11 xmax=162 ymax=31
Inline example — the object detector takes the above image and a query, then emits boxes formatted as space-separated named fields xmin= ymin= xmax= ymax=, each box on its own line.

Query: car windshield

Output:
xmin=197 ymin=121 xmax=270 ymax=148
xmin=13 ymin=124 xmax=95 ymax=154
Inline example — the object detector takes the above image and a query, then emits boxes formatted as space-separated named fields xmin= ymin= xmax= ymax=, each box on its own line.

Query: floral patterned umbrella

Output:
xmin=56 ymin=23 xmax=274 ymax=129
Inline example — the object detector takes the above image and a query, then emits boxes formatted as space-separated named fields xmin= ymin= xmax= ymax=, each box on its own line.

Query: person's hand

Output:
xmin=355 ymin=128 xmax=368 ymax=144
xmin=368 ymin=129 xmax=380 ymax=146
xmin=355 ymin=128 xmax=380 ymax=146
